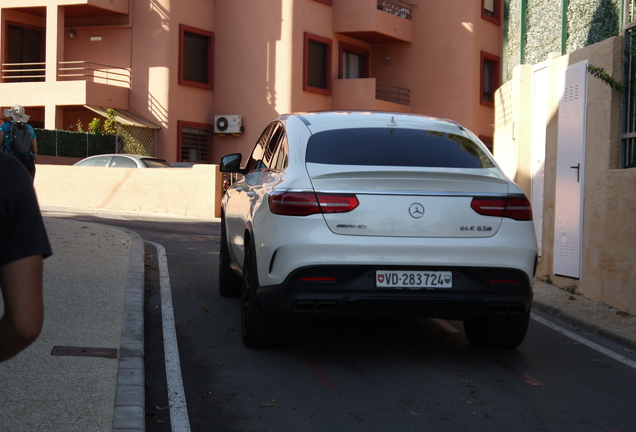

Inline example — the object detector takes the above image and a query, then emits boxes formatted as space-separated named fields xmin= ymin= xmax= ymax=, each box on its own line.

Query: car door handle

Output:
xmin=247 ymin=191 xmax=255 ymax=198
xmin=570 ymin=163 xmax=580 ymax=182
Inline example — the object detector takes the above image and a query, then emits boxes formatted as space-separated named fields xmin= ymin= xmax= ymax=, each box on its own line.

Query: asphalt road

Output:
xmin=59 ymin=214 xmax=636 ymax=432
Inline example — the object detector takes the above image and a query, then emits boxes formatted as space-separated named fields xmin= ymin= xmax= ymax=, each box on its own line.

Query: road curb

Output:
xmin=111 ymin=227 xmax=146 ymax=432
xmin=533 ymin=299 xmax=636 ymax=352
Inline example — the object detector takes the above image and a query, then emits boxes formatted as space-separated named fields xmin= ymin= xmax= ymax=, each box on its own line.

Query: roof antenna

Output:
xmin=386 ymin=115 xmax=397 ymax=127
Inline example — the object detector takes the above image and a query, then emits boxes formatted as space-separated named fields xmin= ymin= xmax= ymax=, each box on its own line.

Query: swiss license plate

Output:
xmin=376 ymin=271 xmax=452 ymax=289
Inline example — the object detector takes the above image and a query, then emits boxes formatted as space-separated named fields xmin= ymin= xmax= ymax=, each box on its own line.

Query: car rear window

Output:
xmin=142 ymin=158 xmax=173 ymax=168
xmin=75 ymin=155 xmax=110 ymax=167
xmin=305 ymin=128 xmax=495 ymax=168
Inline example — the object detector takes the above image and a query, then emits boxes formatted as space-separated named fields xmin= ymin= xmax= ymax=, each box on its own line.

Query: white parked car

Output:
xmin=74 ymin=154 xmax=173 ymax=168
xmin=219 ymin=111 xmax=538 ymax=349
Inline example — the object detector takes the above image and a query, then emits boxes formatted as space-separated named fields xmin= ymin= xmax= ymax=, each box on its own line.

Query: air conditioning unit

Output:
xmin=214 ymin=115 xmax=242 ymax=134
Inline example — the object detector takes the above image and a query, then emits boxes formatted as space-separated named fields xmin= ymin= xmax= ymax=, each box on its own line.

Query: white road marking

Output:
xmin=148 ymin=241 xmax=192 ymax=432
xmin=532 ymin=313 xmax=636 ymax=370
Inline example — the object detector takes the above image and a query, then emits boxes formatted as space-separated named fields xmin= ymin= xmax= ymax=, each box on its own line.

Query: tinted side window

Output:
xmin=109 ymin=156 xmax=138 ymax=168
xmin=263 ymin=124 xmax=284 ymax=168
xmin=246 ymin=125 xmax=274 ymax=172
xmin=306 ymin=128 xmax=495 ymax=168
xmin=76 ymin=156 xmax=110 ymax=167
xmin=272 ymin=134 xmax=288 ymax=170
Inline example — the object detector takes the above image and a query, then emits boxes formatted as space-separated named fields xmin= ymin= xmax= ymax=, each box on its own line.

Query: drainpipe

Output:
xmin=520 ymin=0 xmax=527 ymax=64
xmin=561 ymin=0 xmax=569 ymax=54
xmin=620 ymin=0 xmax=624 ymax=27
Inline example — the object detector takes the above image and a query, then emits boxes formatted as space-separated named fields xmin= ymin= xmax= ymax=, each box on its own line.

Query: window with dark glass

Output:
xmin=483 ymin=60 xmax=494 ymax=101
xmin=304 ymin=33 xmax=332 ymax=95
xmin=272 ymin=135 xmax=289 ymax=171
xmin=76 ymin=155 xmax=110 ymax=167
xmin=6 ymin=24 xmax=44 ymax=82
xmin=481 ymin=52 xmax=500 ymax=107
xmin=247 ymin=125 xmax=275 ymax=171
xmin=339 ymin=43 xmax=369 ymax=79
xmin=179 ymin=25 xmax=214 ymax=90
xmin=109 ymin=156 xmax=137 ymax=168
xmin=306 ymin=128 xmax=495 ymax=168
xmin=343 ymin=52 xmax=360 ymax=78
xmin=184 ymin=33 xmax=208 ymax=82
xmin=308 ymin=41 xmax=328 ymax=88
xmin=482 ymin=0 xmax=501 ymax=25
xmin=179 ymin=121 xmax=212 ymax=162
xmin=263 ymin=125 xmax=284 ymax=167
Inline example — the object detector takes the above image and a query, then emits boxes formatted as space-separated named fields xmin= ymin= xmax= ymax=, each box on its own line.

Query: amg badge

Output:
xmin=336 ymin=224 xmax=367 ymax=229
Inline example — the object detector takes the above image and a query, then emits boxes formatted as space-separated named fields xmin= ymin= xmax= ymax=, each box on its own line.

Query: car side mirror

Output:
xmin=220 ymin=153 xmax=243 ymax=173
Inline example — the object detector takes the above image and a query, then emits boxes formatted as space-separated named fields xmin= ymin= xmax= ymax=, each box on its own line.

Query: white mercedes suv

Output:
xmin=219 ymin=111 xmax=538 ymax=349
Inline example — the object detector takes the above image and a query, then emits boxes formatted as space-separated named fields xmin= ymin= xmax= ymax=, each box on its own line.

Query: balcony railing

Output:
xmin=1 ymin=61 xmax=131 ymax=88
xmin=1 ymin=62 xmax=45 ymax=82
xmin=58 ymin=62 xmax=131 ymax=88
xmin=377 ymin=0 xmax=416 ymax=19
xmin=376 ymin=82 xmax=411 ymax=106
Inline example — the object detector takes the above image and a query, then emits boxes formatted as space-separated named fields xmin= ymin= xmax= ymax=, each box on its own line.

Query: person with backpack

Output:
xmin=0 ymin=105 xmax=38 ymax=181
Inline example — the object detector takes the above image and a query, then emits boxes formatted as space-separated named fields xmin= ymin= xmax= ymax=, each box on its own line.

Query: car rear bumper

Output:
xmin=253 ymin=214 xmax=538 ymax=287
xmin=255 ymin=265 xmax=533 ymax=320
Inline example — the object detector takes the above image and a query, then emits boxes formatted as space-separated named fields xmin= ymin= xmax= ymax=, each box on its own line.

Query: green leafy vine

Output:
xmin=587 ymin=64 xmax=625 ymax=92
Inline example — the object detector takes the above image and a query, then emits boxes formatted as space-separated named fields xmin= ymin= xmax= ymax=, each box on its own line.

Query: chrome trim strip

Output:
xmin=276 ymin=189 xmax=524 ymax=198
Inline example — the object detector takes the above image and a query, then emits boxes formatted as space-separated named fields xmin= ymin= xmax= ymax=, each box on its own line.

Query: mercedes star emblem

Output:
xmin=409 ymin=203 xmax=425 ymax=219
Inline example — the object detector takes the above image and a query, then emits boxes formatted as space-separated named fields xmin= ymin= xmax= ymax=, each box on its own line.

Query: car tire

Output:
xmin=219 ymin=218 xmax=241 ymax=297
xmin=463 ymin=311 xmax=530 ymax=349
xmin=241 ymin=245 xmax=294 ymax=348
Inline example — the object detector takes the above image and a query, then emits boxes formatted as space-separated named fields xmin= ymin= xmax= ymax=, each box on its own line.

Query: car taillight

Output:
xmin=269 ymin=191 xmax=359 ymax=216
xmin=471 ymin=197 xmax=533 ymax=221
xmin=317 ymin=193 xmax=360 ymax=214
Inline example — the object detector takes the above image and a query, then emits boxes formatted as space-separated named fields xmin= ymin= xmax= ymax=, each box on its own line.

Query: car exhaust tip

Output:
xmin=487 ymin=302 xmax=526 ymax=315
xmin=292 ymin=301 xmax=337 ymax=313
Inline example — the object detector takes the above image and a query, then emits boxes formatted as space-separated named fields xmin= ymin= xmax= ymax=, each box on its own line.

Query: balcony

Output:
xmin=333 ymin=0 xmax=415 ymax=44
xmin=57 ymin=61 xmax=130 ymax=88
xmin=332 ymin=78 xmax=411 ymax=112
xmin=0 ymin=61 xmax=130 ymax=108
xmin=377 ymin=0 xmax=414 ymax=19
xmin=375 ymin=81 xmax=411 ymax=106
xmin=11 ymin=0 xmax=130 ymax=18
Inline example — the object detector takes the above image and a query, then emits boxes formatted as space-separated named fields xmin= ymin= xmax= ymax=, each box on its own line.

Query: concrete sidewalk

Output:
xmin=0 ymin=217 xmax=144 ymax=432
xmin=1 ymin=210 xmax=636 ymax=432
xmin=533 ymin=279 xmax=636 ymax=350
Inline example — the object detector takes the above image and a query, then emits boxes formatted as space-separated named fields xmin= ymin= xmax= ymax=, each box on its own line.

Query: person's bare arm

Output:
xmin=0 ymin=255 xmax=44 ymax=362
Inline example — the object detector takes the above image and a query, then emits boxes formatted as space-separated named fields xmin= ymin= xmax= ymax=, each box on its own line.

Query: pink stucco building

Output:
xmin=0 ymin=0 xmax=502 ymax=163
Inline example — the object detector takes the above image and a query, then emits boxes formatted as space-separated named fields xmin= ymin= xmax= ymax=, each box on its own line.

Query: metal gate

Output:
xmin=116 ymin=125 xmax=157 ymax=157
xmin=85 ymin=106 xmax=159 ymax=157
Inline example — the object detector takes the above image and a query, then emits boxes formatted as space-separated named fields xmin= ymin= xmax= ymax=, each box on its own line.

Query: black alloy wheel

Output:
xmin=240 ymin=245 xmax=294 ymax=348
xmin=463 ymin=310 xmax=531 ymax=349
xmin=218 ymin=217 xmax=241 ymax=297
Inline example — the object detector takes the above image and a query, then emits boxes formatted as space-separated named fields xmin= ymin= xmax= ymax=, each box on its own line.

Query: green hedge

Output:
xmin=35 ymin=128 xmax=116 ymax=158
